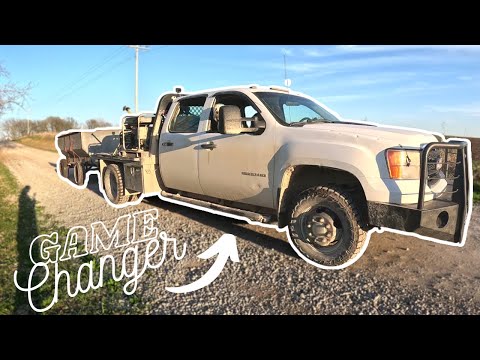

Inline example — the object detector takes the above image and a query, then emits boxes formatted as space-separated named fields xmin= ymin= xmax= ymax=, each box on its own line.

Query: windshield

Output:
xmin=254 ymin=92 xmax=341 ymax=126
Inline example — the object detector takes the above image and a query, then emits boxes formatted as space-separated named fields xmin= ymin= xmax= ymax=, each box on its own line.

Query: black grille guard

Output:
xmin=418 ymin=140 xmax=470 ymax=242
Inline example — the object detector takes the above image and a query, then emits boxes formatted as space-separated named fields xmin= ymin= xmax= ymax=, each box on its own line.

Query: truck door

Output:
xmin=159 ymin=95 xmax=208 ymax=195
xmin=197 ymin=92 xmax=275 ymax=209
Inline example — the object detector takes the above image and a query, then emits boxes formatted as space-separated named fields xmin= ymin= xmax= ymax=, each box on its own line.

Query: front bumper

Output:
xmin=367 ymin=141 xmax=470 ymax=243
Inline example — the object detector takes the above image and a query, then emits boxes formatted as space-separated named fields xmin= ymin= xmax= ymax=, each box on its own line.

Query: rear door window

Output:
xmin=169 ymin=96 xmax=207 ymax=133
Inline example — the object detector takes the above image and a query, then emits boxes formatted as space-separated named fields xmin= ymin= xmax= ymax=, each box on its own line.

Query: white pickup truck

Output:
xmin=57 ymin=85 xmax=471 ymax=267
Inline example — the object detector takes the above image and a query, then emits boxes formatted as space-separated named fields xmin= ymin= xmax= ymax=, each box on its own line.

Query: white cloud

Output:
xmin=335 ymin=45 xmax=480 ymax=54
xmin=349 ymin=71 xmax=417 ymax=86
xmin=301 ymin=47 xmax=339 ymax=58
xmin=298 ymin=45 xmax=480 ymax=60
xmin=302 ymin=49 xmax=322 ymax=57
xmin=457 ymin=75 xmax=473 ymax=81
xmin=393 ymin=83 xmax=454 ymax=94
xmin=273 ymin=54 xmax=458 ymax=75
xmin=299 ymin=72 xmax=418 ymax=93
xmin=319 ymin=94 xmax=370 ymax=103
xmin=426 ymin=103 xmax=480 ymax=117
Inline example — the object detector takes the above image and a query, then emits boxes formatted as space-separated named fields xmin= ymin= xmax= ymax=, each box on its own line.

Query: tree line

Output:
xmin=1 ymin=64 xmax=113 ymax=140
xmin=1 ymin=117 xmax=113 ymax=140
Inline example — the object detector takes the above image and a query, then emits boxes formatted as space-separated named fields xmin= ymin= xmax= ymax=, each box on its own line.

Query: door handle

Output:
xmin=201 ymin=142 xmax=216 ymax=150
xmin=162 ymin=141 xmax=173 ymax=147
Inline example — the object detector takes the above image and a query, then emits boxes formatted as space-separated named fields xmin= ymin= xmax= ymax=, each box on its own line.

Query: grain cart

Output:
xmin=57 ymin=130 xmax=120 ymax=185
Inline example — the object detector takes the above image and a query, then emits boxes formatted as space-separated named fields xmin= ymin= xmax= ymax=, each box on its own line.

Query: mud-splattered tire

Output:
xmin=73 ymin=162 xmax=85 ymax=185
xmin=103 ymin=164 xmax=128 ymax=204
xmin=59 ymin=159 xmax=69 ymax=178
xmin=289 ymin=186 xmax=367 ymax=267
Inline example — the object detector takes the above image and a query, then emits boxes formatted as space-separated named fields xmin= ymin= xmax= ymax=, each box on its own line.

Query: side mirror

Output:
xmin=218 ymin=106 xmax=264 ymax=135
xmin=218 ymin=105 xmax=244 ymax=135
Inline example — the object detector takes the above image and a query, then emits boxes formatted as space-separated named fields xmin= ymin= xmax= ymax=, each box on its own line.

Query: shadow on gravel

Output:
xmin=144 ymin=197 xmax=298 ymax=258
xmin=14 ymin=186 xmax=40 ymax=315
xmin=50 ymin=163 xmax=104 ymax=198
xmin=84 ymin=174 xmax=103 ymax=197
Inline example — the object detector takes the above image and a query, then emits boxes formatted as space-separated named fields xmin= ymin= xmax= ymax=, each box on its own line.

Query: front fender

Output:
xmin=274 ymin=141 xmax=377 ymax=200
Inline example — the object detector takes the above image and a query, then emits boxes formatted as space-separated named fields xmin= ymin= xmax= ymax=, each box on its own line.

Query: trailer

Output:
xmin=57 ymin=130 xmax=120 ymax=185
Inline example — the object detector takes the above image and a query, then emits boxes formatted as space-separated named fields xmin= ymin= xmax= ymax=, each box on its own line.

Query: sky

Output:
xmin=1 ymin=45 xmax=479 ymax=136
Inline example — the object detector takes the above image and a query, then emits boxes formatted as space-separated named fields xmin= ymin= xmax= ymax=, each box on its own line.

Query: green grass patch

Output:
xmin=473 ymin=161 xmax=480 ymax=204
xmin=473 ymin=181 xmax=480 ymax=203
xmin=0 ymin=161 xmax=145 ymax=315
xmin=15 ymin=133 xmax=57 ymax=152
xmin=0 ymin=162 xmax=21 ymax=314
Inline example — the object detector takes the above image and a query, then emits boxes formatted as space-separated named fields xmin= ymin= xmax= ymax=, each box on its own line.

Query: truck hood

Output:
xmin=300 ymin=122 xmax=440 ymax=148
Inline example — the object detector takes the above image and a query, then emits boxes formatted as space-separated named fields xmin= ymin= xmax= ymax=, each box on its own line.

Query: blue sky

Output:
xmin=1 ymin=45 xmax=479 ymax=136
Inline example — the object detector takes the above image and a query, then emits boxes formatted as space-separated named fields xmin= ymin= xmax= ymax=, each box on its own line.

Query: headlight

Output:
xmin=386 ymin=149 xmax=421 ymax=180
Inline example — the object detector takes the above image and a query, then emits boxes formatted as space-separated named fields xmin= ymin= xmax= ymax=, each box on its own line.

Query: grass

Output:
xmin=0 ymin=160 xmax=145 ymax=315
xmin=15 ymin=133 xmax=57 ymax=152
xmin=0 ymin=161 xmax=21 ymax=314
xmin=473 ymin=161 xmax=480 ymax=203
xmin=473 ymin=188 xmax=480 ymax=203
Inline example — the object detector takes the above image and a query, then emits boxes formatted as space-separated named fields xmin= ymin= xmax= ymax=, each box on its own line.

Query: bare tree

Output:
xmin=441 ymin=121 xmax=447 ymax=135
xmin=0 ymin=65 xmax=31 ymax=117
xmin=86 ymin=119 xmax=112 ymax=129
xmin=1 ymin=116 xmax=78 ymax=139
xmin=44 ymin=116 xmax=78 ymax=132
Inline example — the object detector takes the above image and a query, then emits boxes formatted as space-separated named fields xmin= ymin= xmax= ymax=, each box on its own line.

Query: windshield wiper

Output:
xmin=290 ymin=119 xmax=336 ymax=127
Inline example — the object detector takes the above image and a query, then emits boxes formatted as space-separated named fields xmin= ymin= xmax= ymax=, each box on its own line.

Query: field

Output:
xmin=462 ymin=137 xmax=480 ymax=161
xmin=452 ymin=137 xmax=480 ymax=202
xmin=15 ymin=133 xmax=56 ymax=152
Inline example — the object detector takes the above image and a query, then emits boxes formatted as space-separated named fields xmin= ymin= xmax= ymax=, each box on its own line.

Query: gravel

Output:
xmin=2 ymin=142 xmax=480 ymax=315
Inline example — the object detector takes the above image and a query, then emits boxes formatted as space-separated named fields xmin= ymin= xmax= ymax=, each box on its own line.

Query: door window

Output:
xmin=169 ymin=96 xmax=207 ymax=133
xmin=208 ymin=93 xmax=263 ymax=133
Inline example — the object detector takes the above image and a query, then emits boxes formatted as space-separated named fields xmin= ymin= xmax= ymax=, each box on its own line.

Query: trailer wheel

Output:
xmin=73 ymin=162 xmax=85 ymax=185
xmin=59 ymin=159 xmax=69 ymax=178
xmin=103 ymin=164 xmax=128 ymax=204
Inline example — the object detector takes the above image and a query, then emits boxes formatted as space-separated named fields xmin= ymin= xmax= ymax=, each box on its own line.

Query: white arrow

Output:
xmin=165 ymin=234 xmax=239 ymax=294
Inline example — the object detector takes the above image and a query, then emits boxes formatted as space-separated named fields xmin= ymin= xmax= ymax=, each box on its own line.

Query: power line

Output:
xmin=54 ymin=45 xmax=168 ymax=108
xmin=55 ymin=46 xmax=126 ymax=96
xmin=54 ymin=45 xmax=128 ymax=100
xmin=56 ymin=55 xmax=133 ymax=104
xmin=144 ymin=45 xmax=169 ymax=55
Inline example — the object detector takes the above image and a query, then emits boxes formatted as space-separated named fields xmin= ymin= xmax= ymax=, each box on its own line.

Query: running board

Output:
xmin=160 ymin=191 xmax=272 ymax=223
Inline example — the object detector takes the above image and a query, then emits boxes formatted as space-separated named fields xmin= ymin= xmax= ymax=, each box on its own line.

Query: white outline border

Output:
xmin=54 ymin=85 xmax=474 ymax=270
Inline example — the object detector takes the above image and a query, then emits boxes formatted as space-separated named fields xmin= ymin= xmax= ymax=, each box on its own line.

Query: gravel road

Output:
xmin=2 ymin=142 xmax=480 ymax=314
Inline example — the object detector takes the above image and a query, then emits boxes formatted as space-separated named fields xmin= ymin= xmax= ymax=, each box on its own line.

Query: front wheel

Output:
xmin=103 ymin=164 xmax=129 ymax=204
xmin=289 ymin=186 xmax=367 ymax=267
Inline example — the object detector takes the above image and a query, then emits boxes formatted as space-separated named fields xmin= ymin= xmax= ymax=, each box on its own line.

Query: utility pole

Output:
xmin=128 ymin=45 xmax=149 ymax=112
